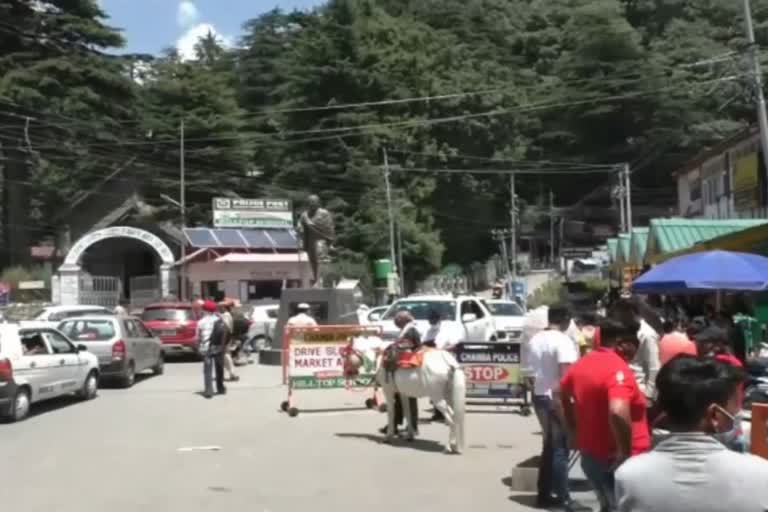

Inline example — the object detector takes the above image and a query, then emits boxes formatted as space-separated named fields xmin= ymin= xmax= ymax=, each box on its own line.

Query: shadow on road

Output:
xmin=508 ymin=494 xmax=538 ymax=508
xmin=335 ymin=432 xmax=447 ymax=453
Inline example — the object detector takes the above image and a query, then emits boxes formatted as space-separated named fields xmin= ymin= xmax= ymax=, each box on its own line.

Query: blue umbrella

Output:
xmin=632 ymin=250 xmax=768 ymax=293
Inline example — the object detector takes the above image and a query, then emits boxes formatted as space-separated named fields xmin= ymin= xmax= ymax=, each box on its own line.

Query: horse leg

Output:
xmin=433 ymin=398 xmax=457 ymax=452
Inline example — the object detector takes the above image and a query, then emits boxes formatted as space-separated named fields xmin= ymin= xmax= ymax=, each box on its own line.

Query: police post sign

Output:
xmin=454 ymin=342 xmax=523 ymax=398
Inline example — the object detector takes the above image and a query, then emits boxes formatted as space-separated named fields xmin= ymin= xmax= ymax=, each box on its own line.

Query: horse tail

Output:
xmin=450 ymin=365 xmax=466 ymax=451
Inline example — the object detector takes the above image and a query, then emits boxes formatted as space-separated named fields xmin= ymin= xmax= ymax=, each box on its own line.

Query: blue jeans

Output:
xmin=532 ymin=395 xmax=570 ymax=501
xmin=580 ymin=452 xmax=616 ymax=512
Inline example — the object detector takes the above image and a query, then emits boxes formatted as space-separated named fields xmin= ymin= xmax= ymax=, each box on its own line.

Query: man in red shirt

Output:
xmin=560 ymin=318 xmax=650 ymax=512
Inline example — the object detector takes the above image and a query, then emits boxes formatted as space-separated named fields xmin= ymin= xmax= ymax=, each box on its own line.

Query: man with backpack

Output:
xmin=197 ymin=300 xmax=227 ymax=399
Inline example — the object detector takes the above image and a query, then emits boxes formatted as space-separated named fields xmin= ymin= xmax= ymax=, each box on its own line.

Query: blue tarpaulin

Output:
xmin=632 ymin=250 xmax=768 ymax=293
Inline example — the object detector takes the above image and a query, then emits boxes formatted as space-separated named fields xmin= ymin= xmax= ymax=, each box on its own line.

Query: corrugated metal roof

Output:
xmin=647 ymin=218 xmax=768 ymax=259
xmin=607 ymin=238 xmax=618 ymax=262
xmin=617 ymin=234 xmax=631 ymax=265
xmin=629 ymin=227 xmax=649 ymax=266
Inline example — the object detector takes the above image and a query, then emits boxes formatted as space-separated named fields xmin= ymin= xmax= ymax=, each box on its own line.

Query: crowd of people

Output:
xmin=527 ymin=297 xmax=768 ymax=512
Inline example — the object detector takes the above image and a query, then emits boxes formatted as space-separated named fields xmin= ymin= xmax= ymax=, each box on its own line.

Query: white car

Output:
xmin=375 ymin=295 xmax=497 ymax=342
xmin=31 ymin=305 xmax=114 ymax=326
xmin=0 ymin=323 xmax=100 ymax=422
xmin=247 ymin=304 xmax=279 ymax=350
xmin=484 ymin=300 xmax=525 ymax=342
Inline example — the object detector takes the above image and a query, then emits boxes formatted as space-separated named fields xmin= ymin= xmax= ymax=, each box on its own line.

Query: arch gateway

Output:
xmin=54 ymin=226 xmax=176 ymax=307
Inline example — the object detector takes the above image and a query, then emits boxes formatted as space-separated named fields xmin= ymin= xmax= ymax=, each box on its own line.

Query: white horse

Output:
xmin=342 ymin=336 xmax=466 ymax=454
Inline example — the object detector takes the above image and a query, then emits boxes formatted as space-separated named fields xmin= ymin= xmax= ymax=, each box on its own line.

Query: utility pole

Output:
xmin=624 ymin=163 xmax=633 ymax=232
xmin=743 ymin=0 xmax=768 ymax=182
xmin=179 ymin=118 xmax=187 ymax=301
xmin=549 ymin=189 xmax=555 ymax=265
xmin=509 ymin=173 xmax=517 ymax=280
xmin=492 ymin=229 xmax=512 ymax=278
xmin=616 ymin=169 xmax=626 ymax=233
xmin=396 ymin=221 xmax=405 ymax=296
xmin=382 ymin=148 xmax=398 ymax=292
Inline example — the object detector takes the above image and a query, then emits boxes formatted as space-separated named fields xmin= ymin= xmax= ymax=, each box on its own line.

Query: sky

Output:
xmin=100 ymin=0 xmax=325 ymax=59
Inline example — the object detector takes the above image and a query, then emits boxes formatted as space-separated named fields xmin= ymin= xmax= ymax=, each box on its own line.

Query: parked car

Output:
xmin=484 ymin=299 xmax=525 ymax=341
xmin=0 ymin=323 xmax=100 ymax=422
xmin=375 ymin=295 xmax=497 ymax=342
xmin=365 ymin=306 xmax=389 ymax=323
xmin=58 ymin=315 xmax=164 ymax=388
xmin=247 ymin=304 xmax=278 ymax=351
xmin=140 ymin=303 xmax=201 ymax=358
xmin=31 ymin=305 xmax=114 ymax=326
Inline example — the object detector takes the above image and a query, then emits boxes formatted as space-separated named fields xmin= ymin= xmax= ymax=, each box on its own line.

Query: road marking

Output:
xmin=177 ymin=446 xmax=222 ymax=452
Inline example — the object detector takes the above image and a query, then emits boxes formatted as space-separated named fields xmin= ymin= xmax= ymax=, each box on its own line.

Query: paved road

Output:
xmin=0 ymin=361 xmax=597 ymax=512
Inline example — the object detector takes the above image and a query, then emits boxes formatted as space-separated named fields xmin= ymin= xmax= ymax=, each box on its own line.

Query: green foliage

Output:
xmin=3 ymin=0 xmax=768 ymax=284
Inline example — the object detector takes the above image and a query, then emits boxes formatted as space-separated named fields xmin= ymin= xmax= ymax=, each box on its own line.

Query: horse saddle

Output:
xmin=383 ymin=345 xmax=432 ymax=372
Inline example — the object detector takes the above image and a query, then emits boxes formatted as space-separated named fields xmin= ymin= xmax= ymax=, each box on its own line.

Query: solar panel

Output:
xmin=268 ymin=229 xmax=297 ymax=249
xmin=184 ymin=228 xmax=219 ymax=248
xmin=212 ymin=229 xmax=248 ymax=247
xmin=240 ymin=229 xmax=273 ymax=249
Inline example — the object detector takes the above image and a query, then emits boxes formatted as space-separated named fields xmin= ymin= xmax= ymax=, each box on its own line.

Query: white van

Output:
xmin=0 ymin=323 xmax=100 ymax=422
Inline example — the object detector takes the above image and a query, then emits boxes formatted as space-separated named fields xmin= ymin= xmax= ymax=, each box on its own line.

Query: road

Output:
xmin=0 ymin=361 xmax=598 ymax=512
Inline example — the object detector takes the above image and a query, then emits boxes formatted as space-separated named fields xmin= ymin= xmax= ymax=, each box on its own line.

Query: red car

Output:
xmin=141 ymin=303 xmax=201 ymax=358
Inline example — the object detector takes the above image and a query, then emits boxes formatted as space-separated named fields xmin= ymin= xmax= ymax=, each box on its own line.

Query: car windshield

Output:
xmin=486 ymin=302 xmax=523 ymax=316
xmin=142 ymin=308 xmax=192 ymax=322
xmin=381 ymin=300 xmax=456 ymax=321
xmin=59 ymin=319 xmax=116 ymax=341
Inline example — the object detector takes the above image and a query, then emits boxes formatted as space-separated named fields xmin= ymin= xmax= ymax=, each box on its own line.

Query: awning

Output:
xmin=214 ymin=253 xmax=309 ymax=263
xmin=645 ymin=218 xmax=768 ymax=264
xmin=628 ymin=227 xmax=649 ymax=266
xmin=184 ymin=227 xmax=297 ymax=250
xmin=606 ymin=238 xmax=618 ymax=263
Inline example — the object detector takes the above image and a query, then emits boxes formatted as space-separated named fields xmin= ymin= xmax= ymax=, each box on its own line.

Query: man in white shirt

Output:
xmin=423 ymin=309 xmax=461 ymax=350
xmin=197 ymin=300 xmax=225 ymax=398
xmin=287 ymin=303 xmax=318 ymax=327
xmin=527 ymin=305 xmax=581 ymax=510
xmin=612 ymin=299 xmax=661 ymax=401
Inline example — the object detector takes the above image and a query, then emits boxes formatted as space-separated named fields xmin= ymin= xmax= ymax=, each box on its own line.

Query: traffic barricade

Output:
xmin=454 ymin=341 xmax=532 ymax=416
xmin=280 ymin=324 xmax=383 ymax=417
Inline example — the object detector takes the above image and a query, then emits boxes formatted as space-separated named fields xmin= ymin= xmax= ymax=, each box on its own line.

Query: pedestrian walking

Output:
xmin=615 ymin=356 xmax=768 ymax=512
xmin=218 ymin=299 xmax=240 ymax=382
xmin=526 ymin=305 xmax=582 ymax=510
xmin=379 ymin=310 xmax=420 ymax=436
xmin=197 ymin=300 xmax=227 ymax=399
xmin=611 ymin=299 xmax=661 ymax=403
xmin=560 ymin=318 xmax=650 ymax=512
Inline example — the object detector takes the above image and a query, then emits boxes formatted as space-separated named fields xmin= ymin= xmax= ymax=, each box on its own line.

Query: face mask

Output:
xmin=712 ymin=405 xmax=743 ymax=447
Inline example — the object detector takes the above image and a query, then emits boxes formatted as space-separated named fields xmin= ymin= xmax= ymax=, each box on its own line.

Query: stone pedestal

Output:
xmin=509 ymin=456 xmax=540 ymax=493
xmin=58 ymin=264 xmax=81 ymax=306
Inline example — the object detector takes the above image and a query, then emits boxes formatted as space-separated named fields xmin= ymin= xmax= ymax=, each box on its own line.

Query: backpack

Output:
xmin=209 ymin=318 xmax=227 ymax=348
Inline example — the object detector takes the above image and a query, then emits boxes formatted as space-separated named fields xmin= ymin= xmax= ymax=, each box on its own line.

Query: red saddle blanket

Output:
xmin=396 ymin=348 xmax=433 ymax=369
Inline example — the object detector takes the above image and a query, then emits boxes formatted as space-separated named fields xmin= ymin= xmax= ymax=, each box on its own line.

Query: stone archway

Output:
xmin=56 ymin=226 xmax=176 ymax=306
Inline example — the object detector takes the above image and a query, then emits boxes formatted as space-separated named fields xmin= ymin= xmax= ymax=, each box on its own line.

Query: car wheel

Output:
xmin=120 ymin=361 xmax=136 ymax=388
xmin=152 ymin=354 xmax=165 ymax=376
xmin=77 ymin=371 xmax=99 ymax=400
xmin=3 ymin=387 xmax=31 ymax=422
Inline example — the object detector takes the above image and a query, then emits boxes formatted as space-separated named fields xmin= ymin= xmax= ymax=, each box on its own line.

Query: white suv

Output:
xmin=0 ymin=323 xmax=100 ymax=422
xmin=375 ymin=295 xmax=497 ymax=342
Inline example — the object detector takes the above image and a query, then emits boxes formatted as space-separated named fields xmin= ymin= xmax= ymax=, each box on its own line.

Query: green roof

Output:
xmin=647 ymin=218 xmax=768 ymax=260
xmin=606 ymin=238 xmax=618 ymax=262
xmin=629 ymin=227 xmax=650 ymax=266
xmin=617 ymin=234 xmax=631 ymax=265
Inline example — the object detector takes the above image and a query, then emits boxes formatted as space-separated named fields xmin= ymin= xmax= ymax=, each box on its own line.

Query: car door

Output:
xmin=134 ymin=320 xmax=160 ymax=368
xmin=466 ymin=300 xmax=489 ymax=341
xmin=17 ymin=331 xmax=57 ymax=401
xmin=44 ymin=329 xmax=82 ymax=394
xmin=121 ymin=319 xmax=146 ymax=371
xmin=458 ymin=300 xmax=474 ymax=341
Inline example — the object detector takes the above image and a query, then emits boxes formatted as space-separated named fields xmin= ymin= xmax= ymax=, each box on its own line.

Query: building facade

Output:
xmin=676 ymin=128 xmax=767 ymax=220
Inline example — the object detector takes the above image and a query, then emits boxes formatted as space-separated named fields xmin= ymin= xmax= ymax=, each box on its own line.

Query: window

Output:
xmin=134 ymin=321 xmax=154 ymax=339
xmin=485 ymin=302 xmax=524 ymax=316
xmin=20 ymin=332 xmax=50 ymax=355
xmin=468 ymin=300 xmax=485 ymax=318
xmin=239 ymin=280 xmax=282 ymax=302
xmin=201 ymin=281 xmax=225 ymax=302
xmin=689 ymin=178 xmax=701 ymax=201
xmin=59 ymin=319 xmax=116 ymax=341
xmin=45 ymin=331 xmax=75 ymax=354
xmin=382 ymin=300 xmax=457 ymax=321
xmin=124 ymin=319 xmax=140 ymax=338
xmin=142 ymin=308 xmax=192 ymax=322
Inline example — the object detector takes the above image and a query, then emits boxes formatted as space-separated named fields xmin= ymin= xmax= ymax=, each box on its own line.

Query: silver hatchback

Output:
xmin=58 ymin=316 xmax=164 ymax=388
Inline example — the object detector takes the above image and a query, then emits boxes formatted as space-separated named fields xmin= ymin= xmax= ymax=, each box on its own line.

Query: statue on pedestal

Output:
xmin=297 ymin=194 xmax=335 ymax=287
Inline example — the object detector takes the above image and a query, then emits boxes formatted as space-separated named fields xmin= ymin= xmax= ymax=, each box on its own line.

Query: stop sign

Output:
xmin=463 ymin=365 xmax=509 ymax=382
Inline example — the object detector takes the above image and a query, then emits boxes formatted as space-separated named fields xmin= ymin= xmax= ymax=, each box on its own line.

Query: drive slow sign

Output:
xmin=454 ymin=342 xmax=523 ymax=398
